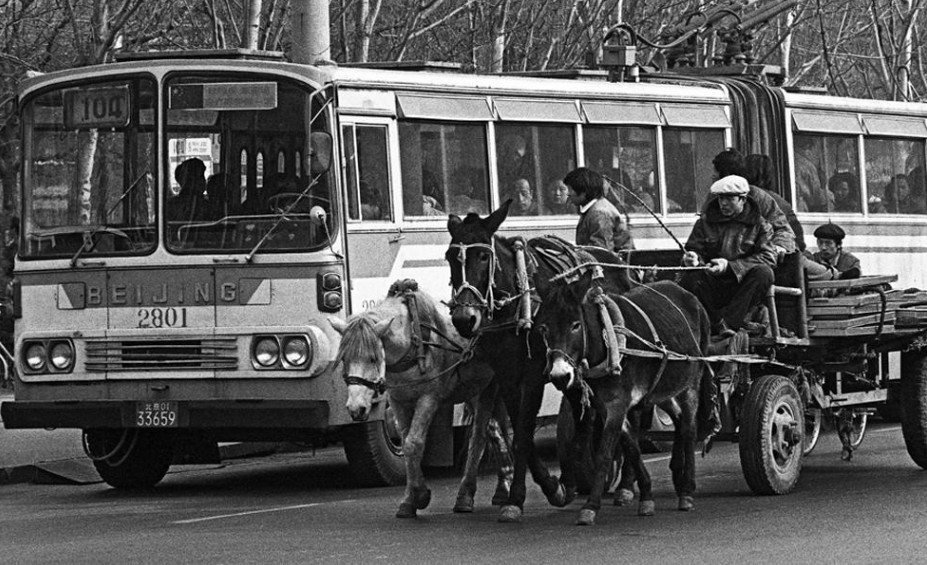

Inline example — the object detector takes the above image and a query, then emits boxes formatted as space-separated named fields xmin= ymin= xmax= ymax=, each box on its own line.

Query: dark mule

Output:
xmin=534 ymin=279 xmax=711 ymax=525
xmin=330 ymin=279 xmax=512 ymax=518
xmin=446 ymin=200 xmax=631 ymax=522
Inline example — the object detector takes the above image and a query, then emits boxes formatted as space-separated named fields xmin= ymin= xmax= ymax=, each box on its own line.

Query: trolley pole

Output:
xmin=290 ymin=0 xmax=331 ymax=65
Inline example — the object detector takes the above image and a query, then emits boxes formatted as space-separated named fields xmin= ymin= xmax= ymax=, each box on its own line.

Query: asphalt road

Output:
xmin=3 ymin=421 xmax=927 ymax=565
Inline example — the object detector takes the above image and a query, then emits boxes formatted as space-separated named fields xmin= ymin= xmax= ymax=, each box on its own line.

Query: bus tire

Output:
xmin=900 ymin=350 xmax=927 ymax=469
xmin=342 ymin=418 xmax=406 ymax=487
xmin=739 ymin=375 xmax=804 ymax=495
xmin=85 ymin=429 xmax=174 ymax=489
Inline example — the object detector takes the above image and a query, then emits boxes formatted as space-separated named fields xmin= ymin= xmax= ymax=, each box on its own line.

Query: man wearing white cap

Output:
xmin=681 ymin=175 xmax=777 ymax=336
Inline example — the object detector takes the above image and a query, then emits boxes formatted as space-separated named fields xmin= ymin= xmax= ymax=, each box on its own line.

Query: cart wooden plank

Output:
xmin=808 ymin=289 xmax=903 ymax=307
xmin=810 ymin=323 xmax=896 ymax=336
xmin=806 ymin=274 xmax=898 ymax=290
xmin=809 ymin=312 xmax=896 ymax=329
xmin=807 ymin=303 xmax=892 ymax=317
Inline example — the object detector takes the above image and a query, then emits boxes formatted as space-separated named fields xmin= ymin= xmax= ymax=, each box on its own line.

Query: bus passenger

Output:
xmin=359 ymin=180 xmax=383 ymax=220
xmin=682 ymin=175 xmax=776 ymax=337
xmin=509 ymin=178 xmax=538 ymax=216
xmin=544 ymin=178 xmax=575 ymax=215
xmin=744 ymin=153 xmax=806 ymax=252
xmin=803 ymin=223 xmax=861 ymax=281
xmin=708 ymin=149 xmax=795 ymax=258
xmin=168 ymin=158 xmax=207 ymax=222
xmin=563 ymin=167 xmax=633 ymax=253
xmin=827 ymin=172 xmax=860 ymax=213
xmin=881 ymin=173 xmax=926 ymax=215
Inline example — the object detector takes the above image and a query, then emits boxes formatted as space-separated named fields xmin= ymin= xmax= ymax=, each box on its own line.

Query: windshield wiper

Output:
xmin=107 ymin=170 xmax=151 ymax=218
xmin=246 ymin=174 xmax=326 ymax=262
xmin=69 ymin=226 xmax=128 ymax=267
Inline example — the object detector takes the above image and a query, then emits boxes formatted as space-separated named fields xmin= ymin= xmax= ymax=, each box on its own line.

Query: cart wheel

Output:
xmin=803 ymin=407 xmax=822 ymax=456
xmin=900 ymin=350 xmax=927 ymax=469
xmin=846 ymin=411 xmax=867 ymax=449
xmin=739 ymin=374 xmax=804 ymax=495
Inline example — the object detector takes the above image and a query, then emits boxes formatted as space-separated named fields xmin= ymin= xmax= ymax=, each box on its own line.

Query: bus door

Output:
xmin=340 ymin=119 xmax=402 ymax=312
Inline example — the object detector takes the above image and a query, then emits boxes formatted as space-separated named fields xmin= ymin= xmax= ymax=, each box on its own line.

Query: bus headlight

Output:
xmin=49 ymin=341 xmax=75 ymax=371
xmin=253 ymin=337 xmax=280 ymax=367
xmin=24 ymin=342 xmax=47 ymax=371
xmin=282 ymin=336 xmax=311 ymax=368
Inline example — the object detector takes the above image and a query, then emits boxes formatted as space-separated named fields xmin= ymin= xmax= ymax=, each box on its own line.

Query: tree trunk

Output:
xmin=490 ymin=0 xmax=509 ymax=73
xmin=246 ymin=0 xmax=262 ymax=50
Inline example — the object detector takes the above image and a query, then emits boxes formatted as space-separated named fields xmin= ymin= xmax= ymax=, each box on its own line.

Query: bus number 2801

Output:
xmin=138 ymin=307 xmax=188 ymax=328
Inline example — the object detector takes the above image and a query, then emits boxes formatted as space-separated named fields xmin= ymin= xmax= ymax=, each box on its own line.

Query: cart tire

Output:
xmin=85 ymin=429 xmax=174 ymax=489
xmin=739 ymin=375 xmax=804 ymax=495
xmin=342 ymin=403 xmax=406 ymax=487
xmin=900 ymin=350 xmax=927 ymax=469
xmin=803 ymin=408 xmax=822 ymax=456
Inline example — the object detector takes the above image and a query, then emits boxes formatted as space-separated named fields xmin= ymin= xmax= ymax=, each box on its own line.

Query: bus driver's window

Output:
xmin=343 ymin=124 xmax=391 ymax=221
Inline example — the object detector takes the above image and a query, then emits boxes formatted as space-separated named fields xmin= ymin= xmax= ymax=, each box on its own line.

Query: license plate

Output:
xmin=135 ymin=401 xmax=180 ymax=428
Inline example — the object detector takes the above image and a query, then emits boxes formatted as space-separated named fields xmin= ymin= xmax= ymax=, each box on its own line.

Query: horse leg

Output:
xmin=454 ymin=387 xmax=495 ymax=513
xmin=621 ymin=421 xmax=654 ymax=516
xmin=614 ymin=410 xmax=640 ymax=507
xmin=666 ymin=393 xmax=698 ymax=512
xmin=577 ymin=395 xmax=631 ymax=526
xmin=522 ymin=374 xmax=569 ymax=508
xmin=395 ymin=396 xmax=438 ymax=519
xmin=489 ymin=398 xmax=514 ymax=506
xmin=557 ymin=387 xmax=592 ymax=506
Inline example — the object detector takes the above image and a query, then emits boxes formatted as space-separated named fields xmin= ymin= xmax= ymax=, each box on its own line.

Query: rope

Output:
xmin=550 ymin=260 xmax=708 ymax=283
xmin=602 ymin=173 xmax=687 ymax=252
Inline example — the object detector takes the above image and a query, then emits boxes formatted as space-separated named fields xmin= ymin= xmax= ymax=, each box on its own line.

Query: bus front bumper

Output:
xmin=0 ymin=399 xmax=330 ymax=430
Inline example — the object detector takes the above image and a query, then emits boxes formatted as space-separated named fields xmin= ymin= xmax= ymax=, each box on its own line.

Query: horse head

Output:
xmin=330 ymin=314 xmax=395 ymax=421
xmin=446 ymin=200 xmax=511 ymax=337
xmin=535 ymin=283 xmax=620 ymax=391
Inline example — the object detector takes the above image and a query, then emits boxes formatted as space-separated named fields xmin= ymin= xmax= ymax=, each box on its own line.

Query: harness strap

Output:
xmin=344 ymin=375 xmax=386 ymax=396
xmin=615 ymin=294 xmax=670 ymax=383
xmin=589 ymin=287 xmax=625 ymax=375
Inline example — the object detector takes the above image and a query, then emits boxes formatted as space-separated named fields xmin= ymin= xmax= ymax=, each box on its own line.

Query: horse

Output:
xmin=533 ymin=277 xmax=712 ymax=526
xmin=445 ymin=199 xmax=634 ymax=522
xmin=329 ymin=279 xmax=512 ymax=518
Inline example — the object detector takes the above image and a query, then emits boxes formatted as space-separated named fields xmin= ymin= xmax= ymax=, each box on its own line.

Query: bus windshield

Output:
xmin=163 ymin=75 xmax=333 ymax=254
xmin=21 ymin=77 xmax=158 ymax=259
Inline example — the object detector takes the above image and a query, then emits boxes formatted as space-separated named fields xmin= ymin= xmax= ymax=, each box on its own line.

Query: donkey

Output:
xmin=534 ymin=279 xmax=712 ymax=525
xmin=330 ymin=279 xmax=512 ymax=518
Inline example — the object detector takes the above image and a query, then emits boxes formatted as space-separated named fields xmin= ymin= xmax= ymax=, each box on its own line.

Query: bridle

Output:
xmin=448 ymin=241 xmax=499 ymax=319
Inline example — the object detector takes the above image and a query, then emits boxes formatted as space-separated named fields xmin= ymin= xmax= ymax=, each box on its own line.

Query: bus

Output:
xmin=3 ymin=48 xmax=926 ymax=488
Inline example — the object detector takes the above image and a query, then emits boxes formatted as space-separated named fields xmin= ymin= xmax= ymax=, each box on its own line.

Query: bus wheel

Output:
xmin=739 ymin=375 xmax=804 ymax=495
xmin=900 ymin=350 xmax=927 ymax=469
xmin=342 ymin=402 xmax=406 ymax=487
xmin=84 ymin=429 xmax=174 ymax=489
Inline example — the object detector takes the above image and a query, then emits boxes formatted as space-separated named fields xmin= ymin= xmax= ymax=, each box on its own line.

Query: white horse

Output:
xmin=330 ymin=279 xmax=512 ymax=518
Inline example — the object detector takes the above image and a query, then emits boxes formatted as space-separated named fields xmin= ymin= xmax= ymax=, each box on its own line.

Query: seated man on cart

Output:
xmin=681 ymin=175 xmax=777 ymax=338
xmin=803 ymin=222 xmax=861 ymax=281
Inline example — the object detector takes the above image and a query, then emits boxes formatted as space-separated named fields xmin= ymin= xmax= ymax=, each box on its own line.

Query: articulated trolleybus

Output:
xmin=5 ymin=48 xmax=927 ymax=489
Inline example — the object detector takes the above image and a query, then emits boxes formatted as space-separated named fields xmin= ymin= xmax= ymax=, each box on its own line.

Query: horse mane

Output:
xmin=388 ymin=278 xmax=446 ymax=333
xmin=335 ymin=314 xmax=385 ymax=367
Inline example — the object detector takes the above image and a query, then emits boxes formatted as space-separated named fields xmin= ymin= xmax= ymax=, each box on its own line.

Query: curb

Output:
xmin=0 ymin=441 xmax=290 ymax=486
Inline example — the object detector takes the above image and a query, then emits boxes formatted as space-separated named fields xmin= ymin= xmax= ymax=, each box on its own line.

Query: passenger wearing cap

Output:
xmin=681 ymin=175 xmax=777 ymax=336
xmin=803 ymin=223 xmax=861 ymax=280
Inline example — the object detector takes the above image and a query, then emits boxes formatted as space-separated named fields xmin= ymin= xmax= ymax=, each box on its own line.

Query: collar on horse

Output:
xmin=386 ymin=289 xmax=432 ymax=374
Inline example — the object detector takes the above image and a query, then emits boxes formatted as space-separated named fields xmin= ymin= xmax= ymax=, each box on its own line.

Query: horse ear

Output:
xmin=328 ymin=316 xmax=347 ymax=335
xmin=484 ymin=199 xmax=511 ymax=235
xmin=447 ymin=214 xmax=463 ymax=238
xmin=374 ymin=317 xmax=396 ymax=337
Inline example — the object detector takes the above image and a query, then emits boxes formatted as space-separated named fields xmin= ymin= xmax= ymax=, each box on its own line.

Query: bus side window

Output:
xmin=496 ymin=124 xmax=575 ymax=217
xmin=584 ymin=125 xmax=659 ymax=215
xmin=399 ymin=121 xmax=489 ymax=218
xmin=794 ymin=133 xmax=861 ymax=213
xmin=866 ymin=138 xmax=927 ymax=215
xmin=343 ymin=124 xmax=391 ymax=221
xmin=663 ymin=128 xmax=725 ymax=213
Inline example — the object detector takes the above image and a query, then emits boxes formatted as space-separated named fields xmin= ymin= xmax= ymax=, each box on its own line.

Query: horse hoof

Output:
xmin=638 ymin=500 xmax=655 ymax=516
xmin=841 ymin=448 xmax=853 ymax=462
xmin=678 ymin=496 xmax=695 ymax=512
xmin=498 ymin=505 xmax=523 ymax=523
xmin=614 ymin=488 xmax=635 ymax=507
xmin=576 ymin=509 xmax=596 ymax=526
xmin=546 ymin=482 xmax=569 ymax=508
xmin=412 ymin=488 xmax=432 ymax=510
xmin=396 ymin=503 xmax=417 ymax=519
xmin=453 ymin=494 xmax=474 ymax=513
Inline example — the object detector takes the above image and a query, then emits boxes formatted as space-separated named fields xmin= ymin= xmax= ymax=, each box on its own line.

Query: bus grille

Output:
xmin=85 ymin=338 xmax=238 ymax=372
